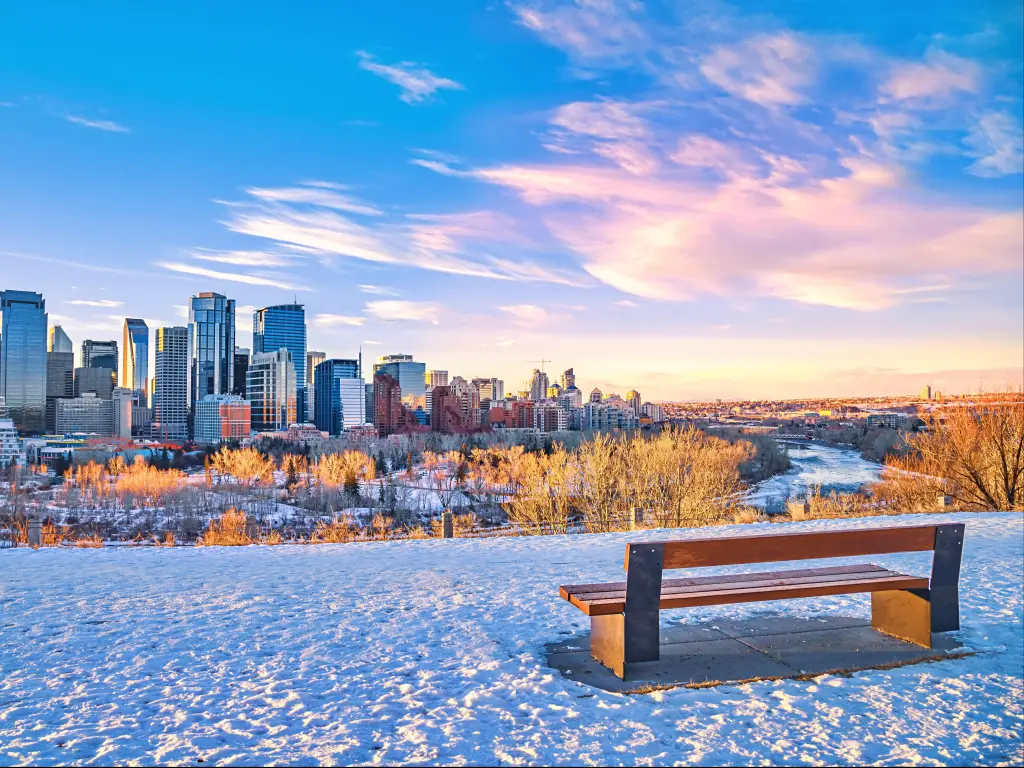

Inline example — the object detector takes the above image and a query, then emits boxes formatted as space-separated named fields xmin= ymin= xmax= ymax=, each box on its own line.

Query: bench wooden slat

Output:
xmin=564 ymin=565 xmax=902 ymax=605
xmin=632 ymin=525 xmax=938 ymax=571
xmin=575 ymin=573 xmax=930 ymax=616
xmin=559 ymin=564 xmax=889 ymax=602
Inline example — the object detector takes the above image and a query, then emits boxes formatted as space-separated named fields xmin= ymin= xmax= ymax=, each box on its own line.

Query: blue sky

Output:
xmin=2 ymin=0 xmax=1022 ymax=400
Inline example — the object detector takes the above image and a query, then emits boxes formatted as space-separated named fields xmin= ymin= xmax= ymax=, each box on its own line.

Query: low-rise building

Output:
xmin=56 ymin=394 xmax=114 ymax=436
xmin=0 ymin=418 xmax=25 ymax=467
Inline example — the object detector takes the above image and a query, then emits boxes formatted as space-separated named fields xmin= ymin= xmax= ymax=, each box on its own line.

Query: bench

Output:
xmin=559 ymin=524 xmax=964 ymax=679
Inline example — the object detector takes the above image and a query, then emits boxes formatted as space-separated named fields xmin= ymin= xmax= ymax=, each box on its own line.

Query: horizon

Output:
xmin=2 ymin=0 xmax=1023 ymax=401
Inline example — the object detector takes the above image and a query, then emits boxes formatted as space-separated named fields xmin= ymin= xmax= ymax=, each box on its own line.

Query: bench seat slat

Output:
xmin=559 ymin=564 xmax=890 ymax=602
xmin=560 ymin=566 xmax=930 ymax=616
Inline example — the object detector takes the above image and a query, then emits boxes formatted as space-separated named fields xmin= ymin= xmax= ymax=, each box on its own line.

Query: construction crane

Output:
xmin=526 ymin=358 xmax=551 ymax=373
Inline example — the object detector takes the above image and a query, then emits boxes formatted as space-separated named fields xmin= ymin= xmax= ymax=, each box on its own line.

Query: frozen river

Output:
xmin=746 ymin=441 xmax=884 ymax=508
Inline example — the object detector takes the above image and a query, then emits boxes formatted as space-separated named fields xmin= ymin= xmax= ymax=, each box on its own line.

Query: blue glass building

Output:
xmin=253 ymin=303 xmax=307 ymax=423
xmin=314 ymin=358 xmax=363 ymax=435
xmin=0 ymin=290 xmax=48 ymax=433
xmin=122 ymin=318 xmax=149 ymax=406
xmin=373 ymin=354 xmax=426 ymax=403
xmin=189 ymin=292 xmax=236 ymax=423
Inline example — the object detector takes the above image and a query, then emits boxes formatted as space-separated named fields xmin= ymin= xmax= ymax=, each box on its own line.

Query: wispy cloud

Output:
xmin=244 ymin=184 xmax=382 ymax=215
xmin=213 ymin=181 xmax=590 ymax=287
xmin=509 ymin=0 xmax=648 ymax=65
xmin=614 ymin=299 xmax=638 ymax=308
xmin=362 ymin=340 xmax=384 ymax=345
xmin=880 ymin=50 xmax=981 ymax=106
xmin=359 ymin=284 xmax=400 ymax=296
xmin=313 ymin=313 xmax=365 ymax=327
xmin=356 ymin=51 xmax=464 ymax=104
xmin=158 ymin=262 xmax=311 ymax=291
xmin=365 ymin=300 xmax=441 ymax=324
xmin=66 ymin=299 xmax=123 ymax=308
xmin=65 ymin=115 xmax=129 ymax=133
xmin=499 ymin=304 xmax=572 ymax=326
xmin=188 ymin=249 xmax=297 ymax=267
xmin=964 ymin=112 xmax=1024 ymax=177
xmin=699 ymin=34 xmax=816 ymax=107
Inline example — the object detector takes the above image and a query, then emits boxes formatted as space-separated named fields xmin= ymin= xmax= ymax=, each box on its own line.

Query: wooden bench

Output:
xmin=559 ymin=524 xmax=965 ymax=679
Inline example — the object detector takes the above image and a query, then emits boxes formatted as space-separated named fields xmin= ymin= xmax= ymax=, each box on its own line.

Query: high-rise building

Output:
xmin=45 ymin=349 xmax=74 ymax=433
xmin=122 ymin=318 xmax=149 ymax=406
xmin=232 ymin=348 xmax=249 ymax=399
xmin=374 ymin=354 xmax=425 ymax=403
xmin=112 ymin=387 xmax=133 ymax=439
xmin=450 ymin=376 xmax=481 ymax=426
xmin=74 ymin=367 xmax=114 ymax=399
xmin=247 ymin=349 xmax=297 ymax=432
xmin=373 ymin=373 xmax=402 ymax=437
xmin=313 ymin=358 xmax=363 ymax=435
xmin=253 ymin=303 xmax=306 ymax=422
xmin=306 ymin=350 xmax=325 ymax=422
xmin=82 ymin=339 xmax=118 ymax=376
xmin=152 ymin=326 xmax=189 ymax=441
xmin=472 ymin=377 xmax=504 ymax=402
xmin=49 ymin=325 xmax=73 ymax=354
xmin=562 ymin=368 xmax=576 ymax=390
xmin=0 ymin=290 xmax=48 ymax=433
xmin=921 ymin=385 xmax=932 ymax=401
xmin=430 ymin=385 xmax=469 ymax=433
xmin=589 ymin=388 xmax=603 ymax=404
xmin=528 ymin=369 xmax=549 ymax=402
xmin=193 ymin=394 xmax=251 ymax=445
xmin=626 ymin=389 xmax=642 ymax=413
xmin=189 ymin=292 xmax=235 ymax=412
xmin=425 ymin=370 xmax=448 ymax=388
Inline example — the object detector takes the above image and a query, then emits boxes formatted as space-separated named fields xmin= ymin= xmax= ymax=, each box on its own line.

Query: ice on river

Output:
xmin=747 ymin=442 xmax=885 ymax=508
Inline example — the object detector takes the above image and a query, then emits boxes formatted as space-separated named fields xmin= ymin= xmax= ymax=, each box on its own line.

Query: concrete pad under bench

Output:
xmin=546 ymin=615 xmax=968 ymax=694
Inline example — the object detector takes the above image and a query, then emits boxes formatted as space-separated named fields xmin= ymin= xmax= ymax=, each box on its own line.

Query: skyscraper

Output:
xmin=74 ymin=367 xmax=114 ymax=399
xmin=626 ymin=389 xmax=642 ymax=413
xmin=253 ymin=303 xmax=306 ymax=422
xmin=49 ymin=325 xmax=73 ymax=354
xmin=425 ymin=370 xmax=448 ymax=388
xmin=373 ymin=373 xmax=402 ymax=437
xmin=528 ymin=369 xmax=549 ymax=402
xmin=313 ymin=357 xmax=362 ymax=435
xmin=374 ymin=354 xmax=425 ymax=403
xmin=82 ymin=339 xmax=118 ymax=375
xmin=232 ymin=347 xmax=249 ymax=399
xmin=562 ymin=368 xmax=576 ymax=390
xmin=189 ymin=292 xmax=235 ymax=422
xmin=46 ymin=349 xmax=74 ymax=434
xmin=152 ymin=326 xmax=189 ymax=441
xmin=246 ymin=349 xmax=297 ymax=432
xmin=122 ymin=318 xmax=149 ymax=406
xmin=0 ymin=290 xmax=47 ymax=433
xmin=306 ymin=350 xmax=325 ymax=422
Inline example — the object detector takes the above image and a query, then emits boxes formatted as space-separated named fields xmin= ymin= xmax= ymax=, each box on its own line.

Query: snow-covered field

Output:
xmin=1 ymin=513 xmax=1021 ymax=766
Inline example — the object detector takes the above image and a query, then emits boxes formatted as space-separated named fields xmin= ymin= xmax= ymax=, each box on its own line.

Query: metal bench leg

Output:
xmin=590 ymin=543 xmax=665 ymax=680
xmin=872 ymin=589 xmax=932 ymax=648
xmin=930 ymin=524 xmax=964 ymax=633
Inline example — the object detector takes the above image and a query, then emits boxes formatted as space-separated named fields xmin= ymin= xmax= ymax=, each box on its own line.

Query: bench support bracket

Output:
xmin=872 ymin=588 xmax=932 ymax=648
xmin=930 ymin=523 xmax=964 ymax=633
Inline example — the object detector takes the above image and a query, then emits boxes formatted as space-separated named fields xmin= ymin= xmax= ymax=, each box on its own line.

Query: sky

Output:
xmin=1 ymin=0 xmax=1022 ymax=402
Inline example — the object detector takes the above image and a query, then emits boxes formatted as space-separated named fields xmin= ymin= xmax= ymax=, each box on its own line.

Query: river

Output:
xmin=746 ymin=442 xmax=884 ymax=509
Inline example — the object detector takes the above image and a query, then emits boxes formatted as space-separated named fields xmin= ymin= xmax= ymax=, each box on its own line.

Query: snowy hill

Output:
xmin=1 ymin=513 xmax=1021 ymax=765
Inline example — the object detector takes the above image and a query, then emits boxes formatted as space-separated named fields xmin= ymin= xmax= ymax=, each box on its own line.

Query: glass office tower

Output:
xmin=253 ymin=303 xmax=306 ymax=422
xmin=189 ymin=293 xmax=235 ymax=429
xmin=82 ymin=339 xmax=118 ymax=374
xmin=49 ymin=325 xmax=73 ymax=354
xmin=313 ymin=358 xmax=363 ymax=434
xmin=122 ymin=318 xmax=149 ymax=407
xmin=373 ymin=354 xmax=426 ymax=402
xmin=0 ymin=290 xmax=48 ymax=433
xmin=153 ymin=326 xmax=190 ymax=441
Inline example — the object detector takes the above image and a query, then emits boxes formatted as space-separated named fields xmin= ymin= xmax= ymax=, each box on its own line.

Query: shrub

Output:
xmin=198 ymin=508 xmax=251 ymax=546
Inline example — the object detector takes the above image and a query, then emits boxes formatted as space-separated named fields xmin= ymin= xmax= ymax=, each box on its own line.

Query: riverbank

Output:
xmin=746 ymin=442 xmax=884 ymax=509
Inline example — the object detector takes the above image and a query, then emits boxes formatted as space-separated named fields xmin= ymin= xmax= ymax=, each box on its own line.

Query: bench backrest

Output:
xmin=624 ymin=525 xmax=948 ymax=571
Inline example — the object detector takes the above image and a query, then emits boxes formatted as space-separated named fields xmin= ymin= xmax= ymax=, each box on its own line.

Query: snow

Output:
xmin=747 ymin=443 xmax=884 ymax=507
xmin=1 ymin=512 xmax=1021 ymax=766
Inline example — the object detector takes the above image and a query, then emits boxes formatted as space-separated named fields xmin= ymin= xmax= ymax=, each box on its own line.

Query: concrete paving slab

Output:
xmin=548 ymin=635 xmax=795 ymax=694
xmin=740 ymin=625 xmax=964 ymax=676
xmin=545 ymin=615 xmax=968 ymax=694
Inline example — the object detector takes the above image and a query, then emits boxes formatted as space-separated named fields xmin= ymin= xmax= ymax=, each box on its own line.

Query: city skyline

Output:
xmin=2 ymin=1 xmax=1022 ymax=400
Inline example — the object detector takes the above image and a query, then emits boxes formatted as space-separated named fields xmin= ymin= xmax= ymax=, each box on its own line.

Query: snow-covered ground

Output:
xmin=747 ymin=443 xmax=884 ymax=507
xmin=1 ymin=512 xmax=1021 ymax=766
